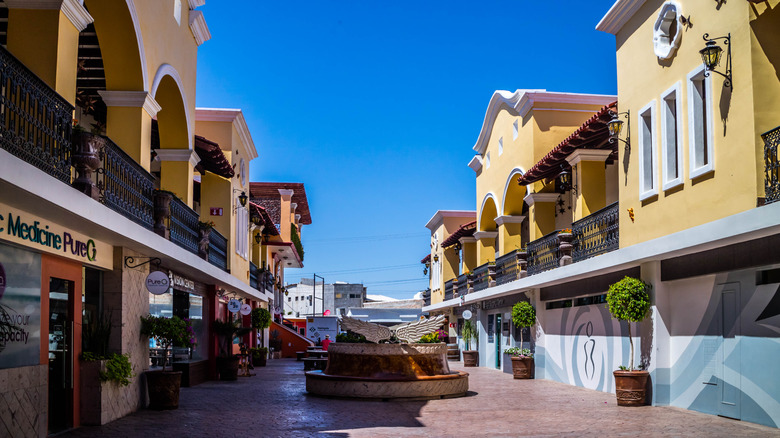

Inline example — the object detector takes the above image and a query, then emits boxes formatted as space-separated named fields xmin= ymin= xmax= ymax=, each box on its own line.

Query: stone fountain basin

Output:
xmin=305 ymin=343 xmax=469 ymax=399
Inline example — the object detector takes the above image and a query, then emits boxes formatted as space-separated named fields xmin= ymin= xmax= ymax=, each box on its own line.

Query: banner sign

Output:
xmin=0 ymin=202 xmax=112 ymax=270
xmin=0 ymin=245 xmax=41 ymax=369
xmin=146 ymin=271 xmax=170 ymax=295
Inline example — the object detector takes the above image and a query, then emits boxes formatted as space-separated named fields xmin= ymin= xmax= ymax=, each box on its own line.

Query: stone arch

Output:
xmin=502 ymin=167 xmax=528 ymax=216
xmin=152 ymin=66 xmax=190 ymax=150
xmin=479 ymin=193 xmax=499 ymax=232
xmin=85 ymin=0 xmax=147 ymax=92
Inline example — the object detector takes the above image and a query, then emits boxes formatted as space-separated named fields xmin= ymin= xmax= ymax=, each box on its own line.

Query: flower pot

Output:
xmin=71 ymin=131 xmax=105 ymax=200
xmin=252 ymin=355 xmax=267 ymax=367
xmin=198 ymin=228 xmax=211 ymax=260
xmin=510 ymin=356 xmax=534 ymax=379
xmin=146 ymin=370 xmax=182 ymax=410
xmin=153 ymin=191 xmax=173 ymax=238
xmin=462 ymin=350 xmax=479 ymax=367
xmin=216 ymin=355 xmax=240 ymax=381
xmin=613 ymin=370 xmax=649 ymax=406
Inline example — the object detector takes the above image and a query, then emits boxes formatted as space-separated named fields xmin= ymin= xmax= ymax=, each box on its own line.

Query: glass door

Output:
xmin=48 ymin=278 xmax=73 ymax=434
xmin=495 ymin=314 xmax=502 ymax=369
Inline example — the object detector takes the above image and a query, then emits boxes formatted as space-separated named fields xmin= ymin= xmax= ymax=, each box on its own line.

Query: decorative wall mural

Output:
xmin=583 ymin=321 xmax=595 ymax=380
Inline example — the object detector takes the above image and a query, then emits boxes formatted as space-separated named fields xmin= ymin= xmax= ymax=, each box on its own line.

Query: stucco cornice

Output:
xmin=6 ymin=0 xmax=93 ymax=31
xmin=523 ymin=193 xmax=559 ymax=206
xmin=195 ymin=108 xmax=258 ymax=161
xmin=494 ymin=215 xmax=526 ymax=226
xmin=188 ymin=0 xmax=205 ymax=9
xmin=473 ymin=231 xmax=498 ymax=240
xmin=565 ymin=149 xmax=613 ymax=166
xmin=468 ymin=155 xmax=483 ymax=173
xmin=155 ymin=149 xmax=198 ymax=167
xmin=98 ymin=90 xmax=161 ymax=118
xmin=596 ymin=0 xmax=648 ymax=35
xmin=425 ymin=210 xmax=476 ymax=231
xmin=189 ymin=10 xmax=211 ymax=46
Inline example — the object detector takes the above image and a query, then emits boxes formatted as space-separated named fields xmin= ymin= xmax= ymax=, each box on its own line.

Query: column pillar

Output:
xmin=155 ymin=148 xmax=198 ymax=207
xmin=523 ymin=193 xmax=559 ymax=241
xmin=460 ymin=236 xmax=478 ymax=274
xmin=98 ymin=91 xmax=161 ymax=171
xmin=494 ymin=215 xmax=525 ymax=254
xmin=474 ymin=231 xmax=498 ymax=265
xmin=6 ymin=0 xmax=92 ymax=103
xmin=641 ymin=260 xmax=669 ymax=406
xmin=565 ymin=149 xmax=612 ymax=221
xmin=278 ymin=189 xmax=294 ymax=241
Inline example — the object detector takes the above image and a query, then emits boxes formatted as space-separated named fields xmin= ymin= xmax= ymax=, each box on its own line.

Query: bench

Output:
xmin=302 ymin=357 xmax=327 ymax=371
xmin=296 ymin=351 xmax=306 ymax=361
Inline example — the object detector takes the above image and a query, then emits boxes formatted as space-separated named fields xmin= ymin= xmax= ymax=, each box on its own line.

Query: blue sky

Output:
xmin=195 ymin=1 xmax=618 ymax=299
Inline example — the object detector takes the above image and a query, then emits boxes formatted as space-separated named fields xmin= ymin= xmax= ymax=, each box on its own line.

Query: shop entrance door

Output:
xmin=48 ymin=277 xmax=74 ymax=434
xmin=495 ymin=314 xmax=502 ymax=369
xmin=718 ymin=283 xmax=741 ymax=420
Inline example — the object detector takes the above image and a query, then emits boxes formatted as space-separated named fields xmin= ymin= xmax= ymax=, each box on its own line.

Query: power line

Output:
xmin=303 ymin=232 xmax=429 ymax=245
xmin=287 ymin=263 xmax=421 ymax=278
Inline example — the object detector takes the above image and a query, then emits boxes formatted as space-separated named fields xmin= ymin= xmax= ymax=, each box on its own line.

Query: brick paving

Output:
xmin=64 ymin=358 xmax=780 ymax=438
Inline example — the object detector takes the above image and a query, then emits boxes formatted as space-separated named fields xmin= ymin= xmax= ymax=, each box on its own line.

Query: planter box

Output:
xmin=173 ymin=360 xmax=208 ymax=387
xmin=80 ymin=360 xmax=135 ymax=425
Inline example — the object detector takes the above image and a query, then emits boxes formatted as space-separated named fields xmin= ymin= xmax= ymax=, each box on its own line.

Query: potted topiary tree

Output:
xmin=213 ymin=316 xmax=251 ymax=380
xmin=140 ymin=315 xmax=195 ymax=410
xmin=606 ymin=276 xmax=652 ymax=406
xmin=508 ymin=301 xmax=536 ymax=379
xmin=462 ymin=319 xmax=479 ymax=367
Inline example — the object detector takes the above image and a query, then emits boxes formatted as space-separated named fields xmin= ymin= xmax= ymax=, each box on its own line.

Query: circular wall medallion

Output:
xmin=462 ymin=310 xmax=473 ymax=320
xmin=145 ymin=271 xmax=170 ymax=295
xmin=240 ymin=303 xmax=252 ymax=315
xmin=228 ymin=299 xmax=242 ymax=313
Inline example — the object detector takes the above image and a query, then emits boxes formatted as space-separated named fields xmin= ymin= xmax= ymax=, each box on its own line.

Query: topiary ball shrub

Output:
xmin=606 ymin=276 xmax=651 ymax=370
xmin=511 ymin=301 xmax=536 ymax=352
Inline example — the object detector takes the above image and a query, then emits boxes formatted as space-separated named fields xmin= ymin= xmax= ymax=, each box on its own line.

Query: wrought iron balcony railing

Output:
xmin=572 ymin=202 xmax=619 ymax=262
xmin=444 ymin=279 xmax=454 ymax=301
xmin=472 ymin=262 xmax=493 ymax=292
xmin=208 ymin=228 xmax=228 ymax=272
xmin=98 ymin=136 xmax=155 ymax=229
xmin=0 ymin=45 xmax=73 ymax=183
xmin=527 ymin=230 xmax=561 ymax=276
xmin=495 ymin=250 xmax=519 ymax=286
xmin=169 ymin=196 xmax=199 ymax=255
xmin=456 ymin=273 xmax=469 ymax=294
xmin=250 ymin=262 xmax=259 ymax=290
xmin=764 ymin=126 xmax=780 ymax=205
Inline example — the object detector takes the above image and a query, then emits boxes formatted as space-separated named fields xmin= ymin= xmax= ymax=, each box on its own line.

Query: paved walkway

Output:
xmin=65 ymin=358 xmax=779 ymax=438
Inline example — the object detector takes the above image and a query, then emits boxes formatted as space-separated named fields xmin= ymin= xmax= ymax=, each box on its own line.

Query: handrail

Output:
xmin=495 ymin=250 xmax=519 ymax=285
xmin=472 ymin=262 xmax=492 ymax=292
xmin=572 ymin=202 xmax=619 ymax=262
xmin=98 ymin=136 xmax=155 ymax=229
xmin=208 ymin=228 xmax=228 ymax=272
xmin=764 ymin=126 xmax=780 ymax=205
xmin=527 ymin=230 xmax=561 ymax=276
xmin=169 ymin=197 xmax=199 ymax=254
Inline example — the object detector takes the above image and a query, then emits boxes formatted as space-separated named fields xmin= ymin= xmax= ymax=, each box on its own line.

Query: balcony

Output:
xmin=472 ymin=262 xmax=494 ymax=292
xmin=456 ymin=273 xmax=469 ymax=296
xmin=422 ymin=288 xmax=431 ymax=307
xmin=169 ymin=196 xmax=199 ymax=254
xmin=250 ymin=262 xmax=260 ymax=290
xmin=496 ymin=250 xmax=522 ymax=286
xmin=97 ymin=136 xmax=155 ymax=229
xmin=444 ymin=279 xmax=454 ymax=301
xmin=572 ymin=202 xmax=619 ymax=262
xmin=207 ymin=228 xmax=228 ymax=272
xmin=526 ymin=231 xmax=562 ymax=276
xmin=764 ymin=126 xmax=780 ymax=205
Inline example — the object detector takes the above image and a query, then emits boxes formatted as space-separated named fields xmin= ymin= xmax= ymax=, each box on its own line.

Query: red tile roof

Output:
xmin=517 ymin=102 xmax=618 ymax=185
xmin=441 ymin=221 xmax=477 ymax=248
xmin=421 ymin=254 xmax=431 ymax=264
xmin=194 ymin=135 xmax=235 ymax=179
xmin=249 ymin=202 xmax=279 ymax=236
xmin=249 ymin=182 xmax=312 ymax=225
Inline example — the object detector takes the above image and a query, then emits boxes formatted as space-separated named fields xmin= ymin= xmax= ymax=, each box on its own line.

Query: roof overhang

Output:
xmin=194 ymin=135 xmax=234 ymax=179
xmin=596 ymin=0 xmax=648 ymax=35
xmin=268 ymin=241 xmax=302 ymax=268
xmin=425 ymin=210 xmax=477 ymax=231
xmin=195 ymin=108 xmax=258 ymax=161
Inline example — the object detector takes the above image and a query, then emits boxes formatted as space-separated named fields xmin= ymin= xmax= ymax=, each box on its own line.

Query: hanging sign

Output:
xmin=146 ymin=271 xmax=170 ymax=295
xmin=240 ymin=303 xmax=252 ymax=315
xmin=462 ymin=310 xmax=473 ymax=320
xmin=228 ymin=299 xmax=241 ymax=313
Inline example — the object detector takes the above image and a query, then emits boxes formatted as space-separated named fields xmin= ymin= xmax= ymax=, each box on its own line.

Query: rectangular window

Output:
xmin=487 ymin=314 xmax=494 ymax=343
xmin=688 ymin=65 xmax=714 ymax=178
xmin=235 ymin=206 xmax=249 ymax=260
xmin=638 ymin=101 xmax=658 ymax=201
xmin=513 ymin=120 xmax=518 ymax=140
xmin=661 ymin=82 xmax=683 ymax=190
xmin=498 ymin=137 xmax=503 ymax=156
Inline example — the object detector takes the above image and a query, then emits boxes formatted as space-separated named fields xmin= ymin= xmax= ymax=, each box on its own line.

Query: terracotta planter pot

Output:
xmin=153 ymin=191 xmax=173 ymax=238
xmin=216 ymin=356 xmax=240 ymax=381
xmin=253 ymin=355 xmax=267 ymax=367
xmin=510 ymin=356 xmax=534 ymax=379
xmin=462 ymin=350 xmax=479 ymax=367
xmin=613 ymin=370 xmax=649 ymax=406
xmin=71 ymin=131 xmax=105 ymax=199
xmin=146 ymin=370 xmax=182 ymax=410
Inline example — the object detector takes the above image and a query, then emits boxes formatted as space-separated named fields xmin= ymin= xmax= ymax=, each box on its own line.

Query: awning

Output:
xmin=441 ymin=221 xmax=477 ymax=248
xmin=421 ymin=254 xmax=430 ymax=264
xmin=517 ymin=102 xmax=618 ymax=185
xmin=194 ymin=135 xmax=234 ymax=179
xmin=249 ymin=202 xmax=279 ymax=236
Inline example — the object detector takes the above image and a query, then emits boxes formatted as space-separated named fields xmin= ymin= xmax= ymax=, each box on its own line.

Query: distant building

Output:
xmin=284 ymin=279 xmax=366 ymax=317
xmin=346 ymin=308 xmax=422 ymax=327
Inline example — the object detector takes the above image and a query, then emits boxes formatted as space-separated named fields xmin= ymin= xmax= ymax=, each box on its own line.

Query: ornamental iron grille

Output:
xmin=764 ymin=126 xmax=780 ymax=205
xmin=456 ymin=272 xmax=469 ymax=293
xmin=472 ymin=262 xmax=491 ymax=292
xmin=250 ymin=262 xmax=259 ymax=290
xmin=96 ymin=137 xmax=155 ymax=229
xmin=572 ymin=202 xmax=619 ymax=262
xmin=527 ymin=230 xmax=561 ymax=276
xmin=495 ymin=250 xmax=518 ymax=286
xmin=169 ymin=196 xmax=199 ymax=254
xmin=208 ymin=228 xmax=229 ymax=272
xmin=0 ymin=45 xmax=73 ymax=183
xmin=444 ymin=279 xmax=454 ymax=301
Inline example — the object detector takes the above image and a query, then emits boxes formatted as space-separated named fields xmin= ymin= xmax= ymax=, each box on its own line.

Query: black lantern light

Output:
xmin=238 ymin=191 xmax=248 ymax=207
xmin=433 ymin=254 xmax=439 ymax=262
xmin=608 ymin=110 xmax=631 ymax=152
xmin=700 ymin=33 xmax=732 ymax=89
xmin=251 ymin=214 xmax=261 ymax=226
xmin=255 ymin=233 xmax=262 ymax=244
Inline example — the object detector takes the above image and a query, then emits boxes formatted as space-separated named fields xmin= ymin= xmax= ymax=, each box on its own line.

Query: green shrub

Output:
xmin=140 ymin=315 xmax=195 ymax=371
xmin=336 ymin=331 xmax=368 ymax=343
xmin=511 ymin=301 xmax=536 ymax=353
xmin=504 ymin=347 xmax=532 ymax=358
xmin=462 ymin=320 xmax=477 ymax=350
xmin=251 ymin=308 xmax=272 ymax=330
xmin=249 ymin=347 xmax=268 ymax=359
xmin=606 ymin=276 xmax=651 ymax=370
xmin=82 ymin=352 xmax=133 ymax=386
xmin=418 ymin=332 xmax=441 ymax=343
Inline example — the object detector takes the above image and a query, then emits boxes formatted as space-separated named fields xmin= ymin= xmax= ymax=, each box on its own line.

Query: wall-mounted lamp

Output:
xmin=557 ymin=165 xmax=576 ymax=194
xmin=700 ymin=33 xmax=732 ymax=89
xmin=433 ymin=254 xmax=439 ymax=262
xmin=251 ymin=215 xmax=262 ymax=226
xmin=255 ymin=233 xmax=262 ymax=244
xmin=608 ymin=110 xmax=631 ymax=153
xmin=232 ymin=189 xmax=248 ymax=212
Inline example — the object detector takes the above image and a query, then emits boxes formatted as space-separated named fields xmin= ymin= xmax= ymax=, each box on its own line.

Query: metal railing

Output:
xmin=98 ymin=137 xmax=155 ymax=229
xmin=572 ymin=202 xmax=619 ymax=262
xmin=495 ymin=250 xmax=519 ymax=285
xmin=0 ymin=45 xmax=73 ymax=183
xmin=444 ymin=279 xmax=454 ymax=301
xmin=208 ymin=228 xmax=228 ymax=272
xmin=527 ymin=230 xmax=561 ymax=276
xmin=472 ymin=262 xmax=492 ymax=292
xmin=764 ymin=126 xmax=780 ymax=205
xmin=422 ymin=289 xmax=431 ymax=307
xmin=169 ymin=197 xmax=199 ymax=254
xmin=250 ymin=262 xmax=259 ymax=290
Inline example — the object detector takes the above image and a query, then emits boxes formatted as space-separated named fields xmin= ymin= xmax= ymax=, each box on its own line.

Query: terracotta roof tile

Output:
xmin=249 ymin=182 xmax=311 ymax=225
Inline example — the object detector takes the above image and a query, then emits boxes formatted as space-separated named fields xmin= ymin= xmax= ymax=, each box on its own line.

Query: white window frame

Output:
xmin=485 ymin=151 xmax=491 ymax=169
xmin=638 ymin=100 xmax=658 ymax=201
xmin=498 ymin=137 xmax=503 ymax=156
xmin=687 ymin=64 xmax=715 ymax=179
xmin=236 ymin=205 xmax=249 ymax=260
xmin=513 ymin=120 xmax=518 ymax=140
xmin=660 ymin=82 xmax=684 ymax=190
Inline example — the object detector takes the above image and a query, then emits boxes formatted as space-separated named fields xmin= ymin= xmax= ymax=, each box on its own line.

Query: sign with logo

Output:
xmin=240 ymin=303 xmax=252 ymax=315
xmin=146 ymin=271 xmax=170 ymax=295
xmin=228 ymin=299 xmax=241 ymax=313
xmin=170 ymin=272 xmax=195 ymax=294
xmin=0 ymin=261 xmax=5 ymax=300
xmin=462 ymin=310 xmax=473 ymax=320
xmin=0 ymin=203 xmax=112 ymax=270
xmin=210 ymin=207 xmax=223 ymax=216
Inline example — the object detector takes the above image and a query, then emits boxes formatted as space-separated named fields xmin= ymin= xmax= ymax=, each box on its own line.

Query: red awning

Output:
xmin=517 ymin=102 xmax=618 ymax=185
xmin=194 ymin=135 xmax=235 ymax=179
xmin=441 ymin=221 xmax=477 ymax=248
xmin=249 ymin=202 xmax=279 ymax=236
xmin=421 ymin=254 xmax=431 ymax=264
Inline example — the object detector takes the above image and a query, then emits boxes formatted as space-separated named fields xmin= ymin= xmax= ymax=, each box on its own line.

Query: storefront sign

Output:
xmin=146 ymin=271 xmax=170 ymax=295
xmin=462 ymin=310 xmax=473 ymax=320
xmin=0 ymin=203 xmax=112 ymax=270
xmin=228 ymin=299 xmax=241 ymax=313
xmin=482 ymin=298 xmax=506 ymax=311
xmin=0 ymin=245 xmax=41 ymax=369
xmin=240 ymin=303 xmax=252 ymax=315
xmin=170 ymin=272 xmax=195 ymax=294
xmin=209 ymin=207 xmax=223 ymax=216
xmin=0 ymin=262 xmax=5 ymax=299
